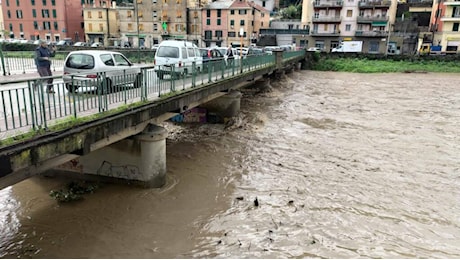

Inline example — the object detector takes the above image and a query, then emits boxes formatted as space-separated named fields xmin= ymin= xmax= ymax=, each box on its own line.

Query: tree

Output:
xmin=280 ymin=5 xmax=301 ymax=19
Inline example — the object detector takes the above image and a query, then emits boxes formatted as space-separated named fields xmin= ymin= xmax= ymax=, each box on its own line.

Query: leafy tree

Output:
xmin=280 ymin=5 xmax=301 ymax=19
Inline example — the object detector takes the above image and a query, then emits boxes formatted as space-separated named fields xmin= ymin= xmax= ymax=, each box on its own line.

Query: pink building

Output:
xmin=1 ymin=0 xmax=86 ymax=42
xmin=202 ymin=1 xmax=232 ymax=47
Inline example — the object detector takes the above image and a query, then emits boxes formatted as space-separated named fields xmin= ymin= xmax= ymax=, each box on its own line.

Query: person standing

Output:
xmin=226 ymin=45 xmax=234 ymax=67
xmin=35 ymin=40 xmax=56 ymax=93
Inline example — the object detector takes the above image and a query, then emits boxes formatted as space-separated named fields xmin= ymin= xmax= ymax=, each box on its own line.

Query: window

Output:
xmin=239 ymin=10 xmax=247 ymax=15
xmin=17 ymin=10 xmax=23 ymax=18
xmin=42 ymin=9 xmax=50 ymax=18
xmin=139 ymin=10 xmax=143 ymax=17
xmin=42 ymin=0 xmax=46 ymax=5
xmin=114 ymin=54 xmax=130 ymax=66
xmin=314 ymin=12 xmax=319 ymax=18
xmin=193 ymin=11 xmax=198 ymax=18
xmin=163 ymin=0 xmax=167 ymax=3
xmin=261 ymin=13 xmax=264 ymax=17
xmin=453 ymin=23 xmax=459 ymax=31
xmin=215 ymin=30 xmax=222 ymax=37
xmin=357 ymin=24 xmax=363 ymax=30
xmin=51 ymin=0 xmax=55 ymax=5
xmin=9 ymin=24 xmax=13 ymax=32
xmin=99 ymin=23 xmax=103 ymax=31
xmin=240 ymin=20 xmax=245 ymax=25
xmin=176 ymin=10 xmax=181 ymax=18
xmin=217 ymin=10 xmax=221 ymax=17
xmin=128 ymin=23 xmax=133 ymax=30
xmin=100 ymin=54 xmax=115 ymax=66
xmin=152 ymin=11 xmax=157 ymax=18
xmin=345 ymin=24 xmax=351 ymax=31
xmin=206 ymin=10 xmax=211 ymax=17
xmin=54 ymin=21 xmax=58 ymax=30
xmin=181 ymin=47 xmax=187 ymax=58
xmin=204 ymin=30 xmax=212 ymax=39
xmin=187 ymin=48 xmax=194 ymax=57
xmin=206 ymin=19 xmax=210 ymax=25
xmin=230 ymin=10 xmax=234 ymax=15
xmin=16 ymin=0 xmax=20 ymax=6
xmin=154 ymin=23 xmax=158 ymax=30
xmin=153 ymin=0 xmax=157 ymax=3
xmin=230 ymin=20 xmax=234 ymax=26
xmin=346 ymin=10 xmax=352 ymax=17
xmin=176 ymin=0 xmax=181 ymax=3
xmin=262 ymin=0 xmax=266 ymax=7
xmin=52 ymin=9 xmax=57 ymax=18
xmin=228 ymin=31 xmax=236 ymax=37
xmin=88 ymin=11 xmax=92 ymax=18
xmin=369 ymin=41 xmax=379 ymax=52
xmin=137 ymin=0 xmax=142 ymax=3
xmin=34 ymin=21 xmax=39 ymax=29
xmin=98 ymin=11 xmax=103 ymax=18
xmin=261 ymin=21 xmax=263 ymax=27
xmin=43 ymin=21 xmax=51 ymax=30
xmin=139 ymin=23 xmax=144 ymax=31
xmin=217 ymin=19 xmax=221 ymax=25
xmin=7 ymin=10 xmax=11 ymax=19
xmin=127 ymin=11 xmax=132 ymax=18
xmin=88 ymin=23 xmax=93 ymax=31
xmin=31 ymin=0 xmax=35 ymax=5
xmin=81 ymin=22 xmax=84 ymax=28
xmin=19 ymin=24 xmax=23 ymax=31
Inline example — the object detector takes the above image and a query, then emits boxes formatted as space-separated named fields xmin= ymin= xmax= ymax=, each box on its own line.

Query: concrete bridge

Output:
xmin=0 ymin=50 xmax=307 ymax=190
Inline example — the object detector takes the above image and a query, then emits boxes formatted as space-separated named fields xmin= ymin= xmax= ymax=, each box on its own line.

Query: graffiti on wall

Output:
xmin=96 ymin=161 xmax=141 ymax=180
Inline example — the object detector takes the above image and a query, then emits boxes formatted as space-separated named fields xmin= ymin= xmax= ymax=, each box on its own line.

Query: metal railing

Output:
xmin=0 ymin=52 xmax=301 ymax=140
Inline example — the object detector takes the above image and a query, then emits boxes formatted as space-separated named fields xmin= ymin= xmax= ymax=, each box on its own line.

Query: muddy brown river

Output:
xmin=1 ymin=71 xmax=459 ymax=258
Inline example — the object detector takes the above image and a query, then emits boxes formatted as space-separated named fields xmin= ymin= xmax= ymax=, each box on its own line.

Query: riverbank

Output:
xmin=310 ymin=55 xmax=460 ymax=73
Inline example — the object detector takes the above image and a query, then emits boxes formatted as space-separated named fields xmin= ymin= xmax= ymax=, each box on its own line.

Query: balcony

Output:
xmin=312 ymin=16 xmax=342 ymax=23
xmin=407 ymin=0 xmax=433 ymax=7
xmin=357 ymin=15 xmax=388 ymax=23
xmin=355 ymin=30 xmax=388 ymax=37
xmin=358 ymin=0 xmax=391 ymax=8
xmin=441 ymin=14 xmax=460 ymax=22
xmin=203 ymin=36 xmax=223 ymax=42
xmin=313 ymin=0 xmax=343 ymax=8
xmin=443 ymin=0 xmax=460 ymax=5
xmin=259 ymin=29 xmax=310 ymax=35
xmin=310 ymin=30 xmax=340 ymax=36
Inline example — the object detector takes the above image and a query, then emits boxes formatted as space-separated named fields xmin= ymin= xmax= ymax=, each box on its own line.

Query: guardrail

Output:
xmin=0 ymin=52 xmax=296 ymax=141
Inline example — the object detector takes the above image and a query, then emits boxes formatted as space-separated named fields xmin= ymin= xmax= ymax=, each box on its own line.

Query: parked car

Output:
xmin=63 ymin=50 xmax=142 ymax=93
xmin=154 ymin=40 xmax=203 ymax=79
xmin=307 ymin=47 xmax=322 ymax=52
xmin=57 ymin=38 xmax=74 ymax=46
xmin=199 ymin=48 xmax=225 ymax=71
xmin=74 ymin=42 xmax=89 ymax=47
xmin=91 ymin=42 xmax=103 ymax=48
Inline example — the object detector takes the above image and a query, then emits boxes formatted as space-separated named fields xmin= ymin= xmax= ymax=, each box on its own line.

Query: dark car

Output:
xmin=199 ymin=48 xmax=225 ymax=71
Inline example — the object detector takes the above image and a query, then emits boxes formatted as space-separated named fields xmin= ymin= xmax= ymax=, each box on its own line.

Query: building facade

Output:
xmin=83 ymin=0 xmax=118 ymax=46
xmin=433 ymin=0 xmax=460 ymax=53
xmin=1 ymin=0 xmax=85 ymax=42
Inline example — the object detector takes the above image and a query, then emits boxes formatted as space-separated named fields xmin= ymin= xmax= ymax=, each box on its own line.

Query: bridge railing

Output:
xmin=0 ymin=52 xmax=288 ymax=141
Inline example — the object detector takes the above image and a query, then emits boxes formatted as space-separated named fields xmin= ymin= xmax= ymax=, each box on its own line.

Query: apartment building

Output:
xmin=202 ymin=1 xmax=231 ymax=47
xmin=83 ymin=0 xmax=118 ymax=46
xmin=300 ymin=0 xmax=398 ymax=53
xmin=187 ymin=0 xmax=203 ymax=46
xmin=1 ymin=0 xmax=85 ymax=42
xmin=432 ymin=0 xmax=460 ymax=53
xmin=0 ymin=4 xmax=4 ymax=39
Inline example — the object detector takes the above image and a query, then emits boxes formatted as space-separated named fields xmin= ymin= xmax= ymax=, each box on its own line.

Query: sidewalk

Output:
xmin=0 ymin=69 xmax=63 ymax=83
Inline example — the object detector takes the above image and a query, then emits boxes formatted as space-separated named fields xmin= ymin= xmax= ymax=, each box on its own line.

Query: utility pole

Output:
xmin=135 ymin=0 xmax=141 ymax=63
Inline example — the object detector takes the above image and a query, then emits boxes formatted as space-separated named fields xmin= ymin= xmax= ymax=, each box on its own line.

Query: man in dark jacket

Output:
xmin=35 ymin=40 xmax=56 ymax=93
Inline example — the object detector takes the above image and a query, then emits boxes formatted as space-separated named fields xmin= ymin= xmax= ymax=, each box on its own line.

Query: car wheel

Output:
xmin=134 ymin=74 xmax=142 ymax=88
xmin=65 ymin=83 xmax=79 ymax=93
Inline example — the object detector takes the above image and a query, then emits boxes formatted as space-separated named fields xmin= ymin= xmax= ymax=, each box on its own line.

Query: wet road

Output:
xmin=1 ymin=70 xmax=459 ymax=258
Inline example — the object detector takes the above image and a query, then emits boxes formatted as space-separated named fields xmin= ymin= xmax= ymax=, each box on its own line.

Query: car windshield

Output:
xmin=157 ymin=46 xmax=179 ymax=58
xmin=65 ymin=54 xmax=95 ymax=69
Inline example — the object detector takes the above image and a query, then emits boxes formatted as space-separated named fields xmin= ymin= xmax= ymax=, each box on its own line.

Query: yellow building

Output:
xmin=83 ymin=1 xmax=118 ymax=46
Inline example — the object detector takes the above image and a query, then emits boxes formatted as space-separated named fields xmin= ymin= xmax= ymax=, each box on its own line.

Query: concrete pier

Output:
xmin=201 ymin=90 xmax=242 ymax=120
xmin=54 ymin=124 xmax=168 ymax=188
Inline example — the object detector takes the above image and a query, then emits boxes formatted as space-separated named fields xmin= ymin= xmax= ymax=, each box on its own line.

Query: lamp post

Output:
xmin=239 ymin=28 xmax=244 ymax=73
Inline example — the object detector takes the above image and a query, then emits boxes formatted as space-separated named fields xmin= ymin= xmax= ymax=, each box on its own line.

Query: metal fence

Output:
xmin=0 ymin=53 xmax=292 ymax=140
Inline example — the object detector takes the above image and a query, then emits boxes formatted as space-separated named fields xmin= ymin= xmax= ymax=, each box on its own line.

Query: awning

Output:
xmin=447 ymin=41 xmax=460 ymax=46
xmin=125 ymin=34 xmax=147 ymax=37
xmin=372 ymin=21 xmax=387 ymax=26
xmin=87 ymin=32 xmax=104 ymax=35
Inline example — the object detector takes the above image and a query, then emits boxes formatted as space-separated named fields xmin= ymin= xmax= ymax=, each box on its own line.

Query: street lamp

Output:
xmin=239 ymin=28 xmax=244 ymax=73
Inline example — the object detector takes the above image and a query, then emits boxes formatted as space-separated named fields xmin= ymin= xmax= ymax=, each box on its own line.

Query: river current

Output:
xmin=0 ymin=71 xmax=459 ymax=258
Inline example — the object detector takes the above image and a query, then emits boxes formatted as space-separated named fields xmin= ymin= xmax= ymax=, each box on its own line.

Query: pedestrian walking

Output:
xmin=226 ymin=45 xmax=234 ymax=67
xmin=35 ymin=40 xmax=56 ymax=93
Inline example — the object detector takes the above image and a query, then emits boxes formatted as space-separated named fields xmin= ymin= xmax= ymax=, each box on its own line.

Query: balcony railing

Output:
xmin=355 ymin=30 xmax=388 ymax=37
xmin=313 ymin=0 xmax=343 ymax=7
xmin=310 ymin=30 xmax=340 ymax=36
xmin=312 ymin=16 xmax=342 ymax=23
xmin=357 ymin=15 xmax=389 ymax=23
xmin=358 ymin=0 xmax=391 ymax=8
xmin=441 ymin=14 xmax=460 ymax=21
xmin=259 ymin=29 xmax=310 ymax=35
xmin=443 ymin=0 xmax=460 ymax=5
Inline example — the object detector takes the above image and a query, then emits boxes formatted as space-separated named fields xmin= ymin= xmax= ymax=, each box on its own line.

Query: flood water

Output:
xmin=1 ymin=71 xmax=459 ymax=258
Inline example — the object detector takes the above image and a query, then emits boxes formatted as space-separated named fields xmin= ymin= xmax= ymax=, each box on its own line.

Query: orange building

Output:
xmin=1 ymin=0 xmax=86 ymax=42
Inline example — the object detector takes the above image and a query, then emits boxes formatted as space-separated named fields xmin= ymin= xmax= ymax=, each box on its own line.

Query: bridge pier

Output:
xmin=54 ymin=124 xmax=168 ymax=188
xmin=201 ymin=90 xmax=242 ymax=122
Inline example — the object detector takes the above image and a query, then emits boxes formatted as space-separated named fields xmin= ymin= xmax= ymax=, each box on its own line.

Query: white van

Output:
xmin=154 ymin=40 xmax=203 ymax=79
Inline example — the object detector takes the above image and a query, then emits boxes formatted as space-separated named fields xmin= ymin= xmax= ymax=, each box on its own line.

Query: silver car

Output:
xmin=63 ymin=50 xmax=142 ymax=93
